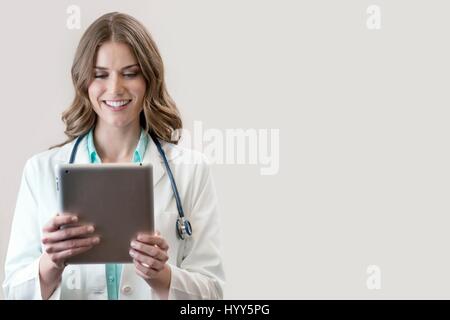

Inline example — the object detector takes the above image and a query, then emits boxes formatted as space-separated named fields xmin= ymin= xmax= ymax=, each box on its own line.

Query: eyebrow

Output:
xmin=94 ymin=64 xmax=140 ymax=71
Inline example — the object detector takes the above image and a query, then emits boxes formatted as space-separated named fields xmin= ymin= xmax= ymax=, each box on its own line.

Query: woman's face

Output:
xmin=88 ymin=41 xmax=146 ymax=130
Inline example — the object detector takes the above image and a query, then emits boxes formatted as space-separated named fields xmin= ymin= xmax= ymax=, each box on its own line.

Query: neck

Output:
xmin=93 ymin=121 xmax=141 ymax=163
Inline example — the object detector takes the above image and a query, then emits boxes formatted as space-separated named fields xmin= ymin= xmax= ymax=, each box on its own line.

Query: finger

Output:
xmin=130 ymin=249 xmax=162 ymax=269
xmin=129 ymin=249 xmax=165 ymax=271
xmin=136 ymin=233 xmax=169 ymax=251
xmin=43 ymin=214 xmax=78 ymax=232
xmin=51 ymin=245 xmax=94 ymax=263
xmin=42 ymin=224 xmax=95 ymax=244
xmin=130 ymin=240 xmax=168 ymax=262
xmin=45 ymin=236 xmax=100 ymax=254
xmin=133 ymin=260 xmax=159 ymax=280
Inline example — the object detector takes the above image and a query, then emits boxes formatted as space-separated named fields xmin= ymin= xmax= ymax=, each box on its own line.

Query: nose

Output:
xmin=106 ymin=72 xmax=125 ymax=96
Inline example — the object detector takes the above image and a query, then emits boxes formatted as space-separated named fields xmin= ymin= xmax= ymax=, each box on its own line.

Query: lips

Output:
xmin=102 ymin=99 xmax=132 ymax=111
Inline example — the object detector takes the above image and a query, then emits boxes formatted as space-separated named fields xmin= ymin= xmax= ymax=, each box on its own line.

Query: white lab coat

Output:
xmin=3 ymin=134 xmax=225 ymax=300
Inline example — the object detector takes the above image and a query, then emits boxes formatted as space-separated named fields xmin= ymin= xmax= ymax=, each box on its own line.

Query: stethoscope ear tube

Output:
xmin=69 ymin=134 xmax=86 ymax=164
xmin=69 ymin=132 xmax=193 ymax=240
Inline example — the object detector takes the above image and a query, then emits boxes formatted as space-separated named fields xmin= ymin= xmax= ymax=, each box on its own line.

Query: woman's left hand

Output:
xmin=130 ymin=231 xmax=171 ymax=297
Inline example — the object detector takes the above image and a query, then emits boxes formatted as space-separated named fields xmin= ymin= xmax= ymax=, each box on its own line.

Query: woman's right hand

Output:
xmin=41 ymin=213 xmax=100 ymax=269
xmin=39 ymin=213 xmax=100 ymax=299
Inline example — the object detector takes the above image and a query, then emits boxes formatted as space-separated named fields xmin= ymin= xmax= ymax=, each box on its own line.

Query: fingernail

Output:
xmin=129 ymin=250 xmax=136 ymax=257
xmin=93 ymin=237 xmax=100 ymax=244
xmin=71 ymin=216 xmax=78 ymax=222
xmin=87 ymin=226 xmax=94 ymax=232
xmin=130 ymin=241 xmax=137 ymax=248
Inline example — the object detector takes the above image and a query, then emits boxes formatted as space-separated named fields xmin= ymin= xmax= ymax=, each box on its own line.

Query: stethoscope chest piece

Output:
xmin=176 ymin=217 xmax=193 ymax=240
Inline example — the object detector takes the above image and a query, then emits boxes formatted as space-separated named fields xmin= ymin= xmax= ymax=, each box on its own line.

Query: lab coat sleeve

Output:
xmin=167 ymin=156 xmax=226 ymax=300
xmin=2 ymin=158 xmax=61 ymax=300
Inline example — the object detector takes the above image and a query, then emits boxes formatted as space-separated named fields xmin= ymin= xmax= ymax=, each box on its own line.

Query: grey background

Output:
xmin=1 ymin=0 xmax=449 ymax=299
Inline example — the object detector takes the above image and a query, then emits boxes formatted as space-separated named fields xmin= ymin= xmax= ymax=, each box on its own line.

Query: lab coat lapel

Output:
xmin=143 ymin=133 xmax=165 ymax=187
xmin=58 ymin=136 xmax=90 ymax=164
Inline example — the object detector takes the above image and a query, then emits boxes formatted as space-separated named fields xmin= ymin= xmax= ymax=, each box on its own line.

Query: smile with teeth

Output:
xmin=103 ymin=99 xmax=132 ymax=108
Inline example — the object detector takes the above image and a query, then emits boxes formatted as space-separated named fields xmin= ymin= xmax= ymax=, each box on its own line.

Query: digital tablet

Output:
xmin=55 ymin=163 xmax=154 ymax=264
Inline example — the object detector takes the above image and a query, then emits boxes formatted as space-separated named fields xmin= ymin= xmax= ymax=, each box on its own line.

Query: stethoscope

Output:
xmin=69 ymin=131 xmax=193 ymax=240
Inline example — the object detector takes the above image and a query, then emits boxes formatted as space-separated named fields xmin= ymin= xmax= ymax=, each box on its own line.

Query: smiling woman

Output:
xmin=3 ymin=12 xmax=225 ymax=300
xmin=90 ymin=42 xmax=146 ymax=143
xmin=57 ymin=12 xmax=182 ymax=147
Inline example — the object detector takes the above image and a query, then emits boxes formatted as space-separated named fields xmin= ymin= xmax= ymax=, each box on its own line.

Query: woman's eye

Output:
xmin=123 ymin=73 xmax=137 ymax=78
xmin=95 ymin=74 xmax=107 ymax=79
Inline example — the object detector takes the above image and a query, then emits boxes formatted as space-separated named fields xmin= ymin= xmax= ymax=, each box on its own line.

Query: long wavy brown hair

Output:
xmin=51 ymin=12 xmax=182 ymax=149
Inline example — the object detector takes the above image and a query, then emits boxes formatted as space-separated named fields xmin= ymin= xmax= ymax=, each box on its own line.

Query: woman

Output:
xmin=3 ymin=12 xmax=225 ymax=300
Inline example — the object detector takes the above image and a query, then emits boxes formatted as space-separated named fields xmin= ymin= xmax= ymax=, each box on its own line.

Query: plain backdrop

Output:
xmin=1 ymin=0 xmax=450 ymax=299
